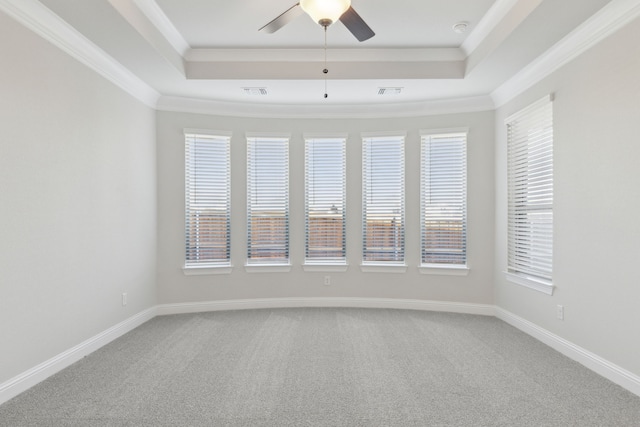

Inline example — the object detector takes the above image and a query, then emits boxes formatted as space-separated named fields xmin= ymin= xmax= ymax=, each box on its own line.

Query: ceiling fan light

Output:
xmin=300 ymin=0 xmax=351 ymax=26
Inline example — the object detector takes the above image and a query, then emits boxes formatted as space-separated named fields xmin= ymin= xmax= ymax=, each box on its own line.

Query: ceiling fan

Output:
xmin=259 ymin=0 xmax=375 ymax=42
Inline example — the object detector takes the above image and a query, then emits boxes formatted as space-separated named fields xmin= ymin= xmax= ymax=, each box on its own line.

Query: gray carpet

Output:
xmin=1 ymin=308 xmax=639 ymax=426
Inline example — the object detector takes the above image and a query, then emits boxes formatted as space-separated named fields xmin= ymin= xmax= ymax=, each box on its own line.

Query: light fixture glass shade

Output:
xmin=300 ymin=0 xmax=351 ymax=26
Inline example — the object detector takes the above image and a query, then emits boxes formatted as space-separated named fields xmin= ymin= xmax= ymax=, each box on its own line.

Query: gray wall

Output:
xmin=0 ymin=13 xmax=157 ymax=384
xmin=156 ymin=111 xmax=495 ymax=305
xmin=494 ymin=17 xmax=640 ymax=377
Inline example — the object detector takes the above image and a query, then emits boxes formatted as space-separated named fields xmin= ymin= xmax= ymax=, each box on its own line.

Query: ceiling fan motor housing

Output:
xmin=300 ymin=0 xmax=351 ymax=26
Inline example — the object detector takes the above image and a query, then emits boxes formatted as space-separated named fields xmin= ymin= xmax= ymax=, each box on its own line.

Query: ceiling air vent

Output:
xmin=377 ymin=87 xmax=403 ymax=96
xmin=243 ymin=87 xmax=268 ymax=96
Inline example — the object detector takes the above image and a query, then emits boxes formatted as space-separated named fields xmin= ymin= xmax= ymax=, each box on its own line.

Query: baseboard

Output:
xmin=495 ymin=307 xmax=640 ymax=398
xmin=0 ymin=307 xmax=157 ymax=406
xmin=156 ymin=297 xmax=496 ymax=316
xmin=5 ymin=302 xmax=638 ymax=407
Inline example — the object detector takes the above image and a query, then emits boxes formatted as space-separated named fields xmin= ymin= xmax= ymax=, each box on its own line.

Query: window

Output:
xmin=304 ymin=136 xmax=347 ymax=267
xmin=184 ymin=131 xmax=231 ymax=272
xmin=362 ymin=134 xmax=405 ymax=269
xmin=421 ymin=130 xmax=468 ymax=272
xmin=246 ymin=135 xmax=290 ymax=267
xmin=506 ymin=95 xmax=554 ymax=294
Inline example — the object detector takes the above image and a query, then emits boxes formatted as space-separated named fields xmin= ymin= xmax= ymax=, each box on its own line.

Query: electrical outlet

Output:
xmin=324 ymin=276 xmax=331 ymax=286
xmin=122 ymin=293 xmax=127 ymax=306
xmin=556 ymin=304 xmax=564 ymax=320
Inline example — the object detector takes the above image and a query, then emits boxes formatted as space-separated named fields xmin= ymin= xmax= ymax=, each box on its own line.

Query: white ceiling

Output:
xmin=18 ymin=0 xmax=623 ymax=115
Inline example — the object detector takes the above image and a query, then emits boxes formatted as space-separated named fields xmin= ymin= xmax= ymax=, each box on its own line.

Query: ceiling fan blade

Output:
xmin=339 ymin=7 xmax=375 ymax=42
xmin=258 ymin=3 xmax=304 ymax=34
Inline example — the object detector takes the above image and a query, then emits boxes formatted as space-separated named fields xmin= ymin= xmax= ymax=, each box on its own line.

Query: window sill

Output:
xmin=183 ymin=264 xmax=233 ymax=276
xmin=302 ymin=263 xmax=349 ymax=272
xmin=360 ymin=263 xmax=408 ymax=273
xmin=505 ymin=272 xmax=554 ymax=295
xmin=419 ymin=264 xmax=469 ymax=276
xmin=245 ymin=263 xmax=292 ymax=273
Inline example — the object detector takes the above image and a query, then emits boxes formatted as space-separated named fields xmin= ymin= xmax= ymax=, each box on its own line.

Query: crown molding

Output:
xmin=156 ymin=95 xmax=495 ymax=119
xmin=461 ymin=0 xmax=521 ymax=56
xmin=0 ymin=0 xmax=160 ymax=108
xmin=107 ymin=0 xmax=185 ymax=75
xmin=4 ymin=0 xmax=638 ymax=117
xmin=133 ymin=0 xmax=189 ymax=55
xmin=491 ymin=0 xmax=640 ymax=107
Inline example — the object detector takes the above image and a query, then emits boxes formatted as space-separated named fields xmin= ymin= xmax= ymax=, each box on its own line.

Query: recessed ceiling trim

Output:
xmin=132 ymin=0 xmax=189 ymax=55
xmin=186 ymin=61 xmax=465 ymax=80
xmin=185 ymin=48 xmax=465 ymax=63
xmin=0 ymin=0 xmax=160 ymax=107
xmin=156 ymin=95 xmax=495 ymax=119
xmin=492 ymin=0 xmax=640 ymax=106
xmin=461 ymin=0 xmax=521 ymax=56
xmin=464 ymin=0 xmax=543 ymax=74
xmin=108 ymin=0 xmax=185 ymax=74
xmin=6 ymin=0 xmax=633 ymax=117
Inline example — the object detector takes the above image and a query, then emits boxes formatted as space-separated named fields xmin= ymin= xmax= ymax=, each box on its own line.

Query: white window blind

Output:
xmin=305 ymin=137 xmax=346 ymax=264
xmin=184 ymin=132 xmax=231 ymax=267
xmin=247 ymin=136 xmax=289 ymax=265
xmin=421 ymin=131 xmax=467 ymax=266
xmin=507 ymin=96 xmax=553 ymax=284
xmin=362 ymin=135 xmax=405 ymax=264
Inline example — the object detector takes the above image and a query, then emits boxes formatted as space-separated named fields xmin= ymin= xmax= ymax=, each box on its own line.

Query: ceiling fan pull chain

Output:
xmin=323 ymin=25 xmax=328 ymax=99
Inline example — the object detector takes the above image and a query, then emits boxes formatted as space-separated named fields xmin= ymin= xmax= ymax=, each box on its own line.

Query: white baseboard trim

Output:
xmin=495 ymin=307 xmax=640 ymax=398
xmin=0 ymin=307 xmax=157 ymax=406
xmin=156 ymin=297 xmax=496 ymax=317
xmin=5 ymin=302 xmax=638 ymax=407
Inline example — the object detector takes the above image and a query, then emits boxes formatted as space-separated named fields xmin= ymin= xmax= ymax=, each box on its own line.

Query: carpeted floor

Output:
xmin=1 ymin=308 xmax=639 ymax=426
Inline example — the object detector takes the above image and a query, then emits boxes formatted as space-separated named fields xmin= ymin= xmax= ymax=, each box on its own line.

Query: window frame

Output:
xmin=505 ymin=95 xmax=554 ymax=294
xmin=361 ymin=132 xmax=407 ymax=273
xmin=419 ymin=128 xmax=469 ymax=276
xmin=183 ymin=129 xmax=232 ymax=275
xmin=245 ymin=133 xmax=291 ymax=272
xmin=303 ymin=134 xmax=348 ymax=271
